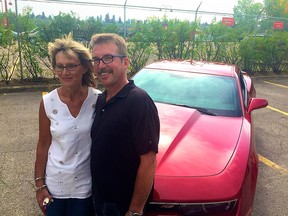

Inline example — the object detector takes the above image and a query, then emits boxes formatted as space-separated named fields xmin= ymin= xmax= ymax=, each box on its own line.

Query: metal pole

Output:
xmin=192 ymin=1 xmax=202 ymax=60
xmin=195 ymin=2 xmax=202 ymax=23
xmin=4 ymin=0 xmax=9 ymax=28
xmin=14 ymin=0 xmax=23 ymax=80
xmin=124 ymin=0 xmax=127 ymax=39
xmin=254 ymin=8 xmax=264 ymax=39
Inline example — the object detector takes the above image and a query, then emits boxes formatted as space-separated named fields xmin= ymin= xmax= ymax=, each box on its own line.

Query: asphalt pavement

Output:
xmin=0 ymin=90 xmax=43 ymax=216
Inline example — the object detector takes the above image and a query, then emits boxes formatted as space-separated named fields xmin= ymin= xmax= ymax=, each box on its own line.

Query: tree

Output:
xmin=128 ymin=20 xmax=156 ymax=75
xmin=264 ymin=0 xmax=288 ymax=18
xmin=234 ymin=0 xmax=264 ymax=34
xmin=194 ymin=19 xmax=240 ymax=62
xmin=141 ymin=17 xmax=169 ymax=60
xmin=0 ymin=30 xmax=18 ymax=84
xmin=80 ymin=16 xmax=103 ymax=42
xmin=11 ymin=6 xmax=36 ymax=33
xmin=263 ymin=0 xmax=288 ymax=31
xmin=104 ymin=13 xmax=110 ymax=23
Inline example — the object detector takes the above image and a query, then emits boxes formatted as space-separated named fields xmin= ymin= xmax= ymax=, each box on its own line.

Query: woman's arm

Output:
xmin=34 ymin=99 xmax=53 ymax=215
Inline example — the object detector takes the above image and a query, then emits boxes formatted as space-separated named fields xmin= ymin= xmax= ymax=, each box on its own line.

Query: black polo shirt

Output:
xmin=90 ymin=80 xmax=160 ymax=214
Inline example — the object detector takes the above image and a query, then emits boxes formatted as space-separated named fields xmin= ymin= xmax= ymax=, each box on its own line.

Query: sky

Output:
xmin=5 ymin=0 xmax=263 ymax=23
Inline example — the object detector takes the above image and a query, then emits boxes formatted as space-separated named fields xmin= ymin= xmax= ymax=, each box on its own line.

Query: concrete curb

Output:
xmin=251 ymin=74 xmax=288 ymax=80
xmin=0 ymin=84 xmax=61 ymax=94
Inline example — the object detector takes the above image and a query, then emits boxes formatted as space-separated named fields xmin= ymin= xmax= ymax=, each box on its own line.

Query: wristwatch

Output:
xmin=128 ymin=210 xmax=143 ymax=216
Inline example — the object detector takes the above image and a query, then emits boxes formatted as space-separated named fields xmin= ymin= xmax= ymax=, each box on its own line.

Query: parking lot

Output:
xmin=252 ymin=76 xmax=288 ymax=215
xmin=0 ymin=75 xmax=287 ymax=216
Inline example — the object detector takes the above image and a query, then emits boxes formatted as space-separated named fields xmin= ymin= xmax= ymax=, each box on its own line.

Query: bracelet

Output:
xmin=128 ymin=210 xmax=143 ymax=216
xmin=35 ymin=184 xmax=47 ymax=192
xmin=35 ymin=176 xmax=45 ymax=182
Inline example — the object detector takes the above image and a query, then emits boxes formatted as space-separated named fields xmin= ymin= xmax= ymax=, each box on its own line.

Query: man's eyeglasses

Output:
xmin=90 ymin=54 xmax=126 ymax=66
xmin=54 ymin=63 xmax=81 ymax=72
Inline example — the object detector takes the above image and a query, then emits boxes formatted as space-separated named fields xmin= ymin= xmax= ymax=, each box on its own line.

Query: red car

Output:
xmin=132 ymin=60 xmax=268 ymax=216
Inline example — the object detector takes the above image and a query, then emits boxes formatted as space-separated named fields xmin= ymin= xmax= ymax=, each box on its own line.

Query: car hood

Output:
xmin=156 ymin=102 xmax=243 ymax=177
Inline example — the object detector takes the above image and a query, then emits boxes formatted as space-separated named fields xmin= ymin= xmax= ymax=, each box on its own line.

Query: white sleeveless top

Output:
xmin=43 ymin=87 xmax=100 ymax=198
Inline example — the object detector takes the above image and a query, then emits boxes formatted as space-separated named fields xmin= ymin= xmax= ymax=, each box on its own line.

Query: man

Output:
xmin=90 ymin=33 xmax=160 ymax=216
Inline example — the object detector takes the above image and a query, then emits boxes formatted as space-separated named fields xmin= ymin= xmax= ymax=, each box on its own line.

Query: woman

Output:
xmin=34 ymin=33 xmax=100 ymax=216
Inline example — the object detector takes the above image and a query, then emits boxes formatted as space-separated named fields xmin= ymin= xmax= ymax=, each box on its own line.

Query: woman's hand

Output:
xmin=36 ymin=188 xmax=53 ymax=215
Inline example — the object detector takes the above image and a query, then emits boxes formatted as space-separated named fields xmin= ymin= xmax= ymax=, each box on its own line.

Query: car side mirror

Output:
xmin=247 ymin=98 xmax=268 ymax=114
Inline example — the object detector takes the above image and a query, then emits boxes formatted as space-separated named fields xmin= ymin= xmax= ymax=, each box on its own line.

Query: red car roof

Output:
xmin=145 ymin=60 xmax=239 ymax=77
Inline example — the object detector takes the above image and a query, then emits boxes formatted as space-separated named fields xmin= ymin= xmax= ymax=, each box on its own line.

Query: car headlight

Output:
xmin=202 ymin=200 xmax=237 ymax=213
xmin=147 ymin=199 xmax=238 ymax=215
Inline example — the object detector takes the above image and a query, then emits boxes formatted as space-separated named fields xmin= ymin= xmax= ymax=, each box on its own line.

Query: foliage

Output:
xmin=127 ymin=41 xmax=155 ymax=77
xmin=263 ymin=32 xmax=288 ymax=74
xmin=160 ymin=19 xmax=195 ymax=59
xmin=16 ymin=7 xmax=50 ymax=80
xmin=21 ymin=34 xmax=44 ymax=80
xmin=78 ymin=17 xmax=104 ymax=42
xmin=0 ymin=30 xmax=18 ymax=84
xmin=264 ymin=0 xmax=288 ymax=18
xmin=234 ymin=0 xmax=264 ymax=33
xmin=127 ymin=21 xmax=156 ymax=76
xmin=240 ymin=32 xmax=288 ymax=74
xmin=141 ymin=17 xmax=169 ymax=60
xmin=194 ymin=20 xmax=225 ymax=61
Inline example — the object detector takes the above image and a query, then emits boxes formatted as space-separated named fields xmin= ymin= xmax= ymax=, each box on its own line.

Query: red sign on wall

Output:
xmin=274 ymin=21 xmax=284 ymax=29
xmin=222 ymin=17 xmax=234 ymax=27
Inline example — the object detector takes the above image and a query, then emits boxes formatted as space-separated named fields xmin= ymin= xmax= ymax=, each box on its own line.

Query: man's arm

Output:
xmin=126 ymin=151 xmax=157 ymax=215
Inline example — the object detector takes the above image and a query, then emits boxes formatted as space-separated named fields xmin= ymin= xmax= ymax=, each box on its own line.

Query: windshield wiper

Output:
xmin=190 ymin=106 xmax=217 ymax=116
xmin=161 ymin=102 xmax=217 ymax=116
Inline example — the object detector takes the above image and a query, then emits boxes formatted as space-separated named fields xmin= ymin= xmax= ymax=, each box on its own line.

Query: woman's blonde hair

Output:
xmin=48 ymin=33 xmax=95 ymax=87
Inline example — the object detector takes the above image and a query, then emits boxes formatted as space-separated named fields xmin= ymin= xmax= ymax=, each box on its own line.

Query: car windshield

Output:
xmin=133 ymin=69 xmax=242 ymax=117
